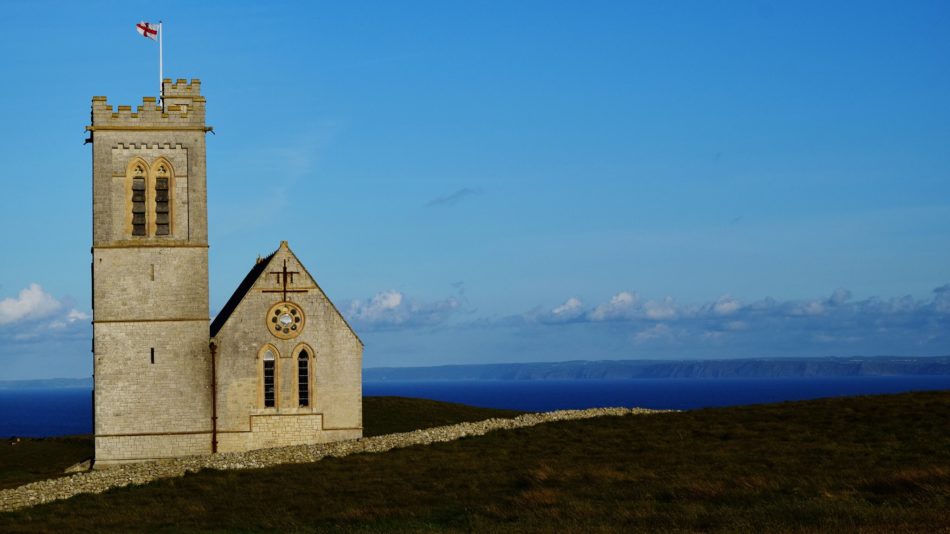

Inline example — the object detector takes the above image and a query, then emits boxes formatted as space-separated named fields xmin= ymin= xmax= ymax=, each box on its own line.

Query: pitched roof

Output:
xmin=210 ymin=250 xmax=276 ymax=338
xmin=209 ymin=243 xmax=363 ymax=346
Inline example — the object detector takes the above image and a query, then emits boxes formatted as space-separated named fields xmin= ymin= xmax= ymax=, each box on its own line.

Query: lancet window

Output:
xmin=130 ymin=162 xmax=147 ymax=236
xmin=262 ymin=348 xmax=277 ymax=408
xmin=298 ymin=349 xmax=310 ymax=407
xmin=154 ymin=162 xmax=171 ymax=236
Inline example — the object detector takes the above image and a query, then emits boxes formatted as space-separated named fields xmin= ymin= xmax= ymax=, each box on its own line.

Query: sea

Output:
xmin=2 ymin=376 xmax=950 ymax=437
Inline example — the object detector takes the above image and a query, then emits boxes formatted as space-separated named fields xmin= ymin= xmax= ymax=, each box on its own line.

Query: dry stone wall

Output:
xmin=0 ymin=407 xmax=668 ymax=513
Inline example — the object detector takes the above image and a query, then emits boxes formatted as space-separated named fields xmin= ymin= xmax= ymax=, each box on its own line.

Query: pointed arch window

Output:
xmin=152 ymin=160 xmax=172 ymax=236
xmin=297 ymin=349 xmax=311 ymax=407
xmin=262 ymin=348 xmax=277 ymax=408
xmin=130 ymin=162 xmax=147 ymax=236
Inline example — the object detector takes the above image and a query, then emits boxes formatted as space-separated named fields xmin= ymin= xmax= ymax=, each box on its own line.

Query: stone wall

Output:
xmin=0 ymin=407 xmax=669 ymax=513
xmin=93 ymin=320 xmax=212 ymax=464
xmin=94 ymin=433 xmax=211 ymax=464
xmin=92 ymin=248 xmax=209 ymax=320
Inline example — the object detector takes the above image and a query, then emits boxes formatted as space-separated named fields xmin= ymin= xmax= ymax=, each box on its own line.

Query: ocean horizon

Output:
xmin=2 ymin=375 xmax=949 ymax=438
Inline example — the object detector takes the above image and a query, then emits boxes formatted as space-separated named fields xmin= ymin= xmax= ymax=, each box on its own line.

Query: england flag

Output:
xmin=136 ymin=21 xmax=159 ymax=40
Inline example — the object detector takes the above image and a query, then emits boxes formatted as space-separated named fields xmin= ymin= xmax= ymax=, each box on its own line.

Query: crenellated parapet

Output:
xmin=163 ymin=78 xmax=202 ymax=99
xmin=88 ymin=78 xmax=210 ymax=131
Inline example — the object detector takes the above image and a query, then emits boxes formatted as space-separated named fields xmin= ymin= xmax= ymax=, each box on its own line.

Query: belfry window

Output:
xmin=131 ymin=163 xmax=147 ymax=236
xmin=263 ymin=349 xmax=276 ymax=408
xmin=298 ymin=350 xmax=310 ymax=407
xmin=154 ymin=163 xmax=170 ymax=236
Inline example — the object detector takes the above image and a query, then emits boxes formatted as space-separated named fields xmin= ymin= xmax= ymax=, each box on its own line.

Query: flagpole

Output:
xmin=159 ymin=21 xmax=164 ymax=110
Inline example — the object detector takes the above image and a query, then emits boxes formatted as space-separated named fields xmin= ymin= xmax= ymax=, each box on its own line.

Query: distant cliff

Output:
xmin=4 ymin=357 xmax=950 ymax=388
xmin=364 ymin=356 xmax=950 ymax=381
xmin=0 ymin=378 xmax=93 ymax=389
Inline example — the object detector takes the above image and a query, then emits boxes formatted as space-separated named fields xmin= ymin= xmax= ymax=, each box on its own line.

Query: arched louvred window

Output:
xmin=262 ymin=348 xmax=277 ymax=408
xmin=297 ymin=350 xmax=310 ymax=407
xmin=130 ymin=161 xmax=148 ymax=236
xmin=152 ymin=160 xmax=172 ymax=236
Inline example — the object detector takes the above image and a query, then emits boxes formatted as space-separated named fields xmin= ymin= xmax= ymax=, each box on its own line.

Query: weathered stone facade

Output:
xmin=90 ymin=79 xmax=362 ymax=466
xmin=211 ymin=243 xmax=363 ymax=453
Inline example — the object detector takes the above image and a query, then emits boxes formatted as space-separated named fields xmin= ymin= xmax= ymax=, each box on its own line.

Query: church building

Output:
xmin=88 ymin=79 xmax=363 ymax=466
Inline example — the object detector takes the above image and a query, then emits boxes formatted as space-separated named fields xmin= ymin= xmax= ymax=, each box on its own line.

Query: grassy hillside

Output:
xmin=0 ymin=436 xmax=92 ymax=491
xmin=361 ymin=395 xmax=522 ymax=436
xmin=0 ymin=396 xmax=521 ymax=491
xmin=2 ymin=392 xmax=949 ymax=531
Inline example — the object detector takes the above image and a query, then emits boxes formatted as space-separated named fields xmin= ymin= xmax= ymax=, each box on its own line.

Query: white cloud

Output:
xmin=346 ymin=290 xmax=461 ymax=329
xmin=588 ymin=292 xmax=679 ymax=321
xmin=0 ymin=284 xmax=61 ymax=325
xmin=552 ymin=297 xmax=583 ymax=317
xmin=712 ymin=295 xmax=742 ymax=316
xmin=643 ymin=297 xmax=678 ymax=320
xmin=934 ymin=284 xmax=950 ymax=313
xmin=634 ymin=323 xmax=673 ymax=342
xmin=829 ymin=288 xmax=852 ymax=306
xmin=50 ymin=309 xmax=91 ymax=330
xmin=503 ymin=284 xmax=950 ymax=355
xmin=790 ymin=299 xmax=826 ymax=316
xmin=534 ymin=297 xmax=586 ymax=324
xmin=66 ymin=309 xmax=90 ymax=322
xmin=589 ymin=291 xmax=638 ymax=321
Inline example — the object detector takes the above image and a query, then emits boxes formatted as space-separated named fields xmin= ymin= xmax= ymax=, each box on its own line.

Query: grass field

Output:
xmin=1 ymin=391 xmax=949 ymax=532
xmin=0 ymin=396 xmax=520 ymax=491
xmin=0 ymin=436 xmax=92 ymax=491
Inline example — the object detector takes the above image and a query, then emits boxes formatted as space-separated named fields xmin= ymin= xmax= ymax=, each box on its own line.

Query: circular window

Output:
xmin=266 ymin=301 xmax=305 ymax=339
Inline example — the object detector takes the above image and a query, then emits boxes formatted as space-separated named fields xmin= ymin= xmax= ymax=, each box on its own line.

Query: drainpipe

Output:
xmin=209 ymin=341 xmax=218 ymax=454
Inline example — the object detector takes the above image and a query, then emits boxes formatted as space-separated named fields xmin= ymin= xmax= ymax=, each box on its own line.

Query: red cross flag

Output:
xmin=136 ymin=21 xmax=159 ymax=40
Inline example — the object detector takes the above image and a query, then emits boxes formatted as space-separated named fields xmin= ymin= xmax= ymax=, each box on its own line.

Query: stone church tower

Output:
xmin=88 ymin=79 xmax=363 ymax=467
xmin=89 ymin=79 xmax=213 ymax=465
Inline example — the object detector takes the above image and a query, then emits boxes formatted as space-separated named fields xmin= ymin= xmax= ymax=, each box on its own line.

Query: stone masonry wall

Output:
xmin=217 ymin=414 xmax=320 ymax=452
xmin=93 ymin=321 xmax=212 ymax=465
xmin=92 ymin=248 xmax=209 ymax=320
xmin=95 ymin=433 xmax=211 ymax=464
xmin=92 ymin=131 xmax=207 ymax=246
xmin=90 ymin=80 xmax=212 ymax=466
xmin=213 ymin=243 xmax=362 ymax=452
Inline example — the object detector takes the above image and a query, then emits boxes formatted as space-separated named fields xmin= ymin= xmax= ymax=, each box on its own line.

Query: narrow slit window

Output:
xmin=298 ymin=350 xmax=310 ymax=407
xmin=263 ymin=349 xmax=276 ymax=408
xmin=131 ymin=163 xmax=147 ymax=236
xmin=154 ymin=163 xmax=170 ymax=236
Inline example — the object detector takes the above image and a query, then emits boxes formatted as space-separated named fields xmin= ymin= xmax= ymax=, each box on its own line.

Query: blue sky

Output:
xmin=1 ymin=1 xmax=948 ymax=378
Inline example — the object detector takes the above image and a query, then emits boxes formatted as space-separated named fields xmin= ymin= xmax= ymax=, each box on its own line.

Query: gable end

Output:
xmin=210 ymin=252 xmax=275 ymax=337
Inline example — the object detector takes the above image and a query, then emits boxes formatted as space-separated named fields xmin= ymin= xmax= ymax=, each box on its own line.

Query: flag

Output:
xmin=136 ymin=21 xmax=159 ymax=41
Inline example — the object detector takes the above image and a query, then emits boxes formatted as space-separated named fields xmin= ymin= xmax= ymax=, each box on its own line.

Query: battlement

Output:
xmin=163 ymin=78 xmax=201 ymax=98
xmin=88 ymin=78 xmax=209 ymax=131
